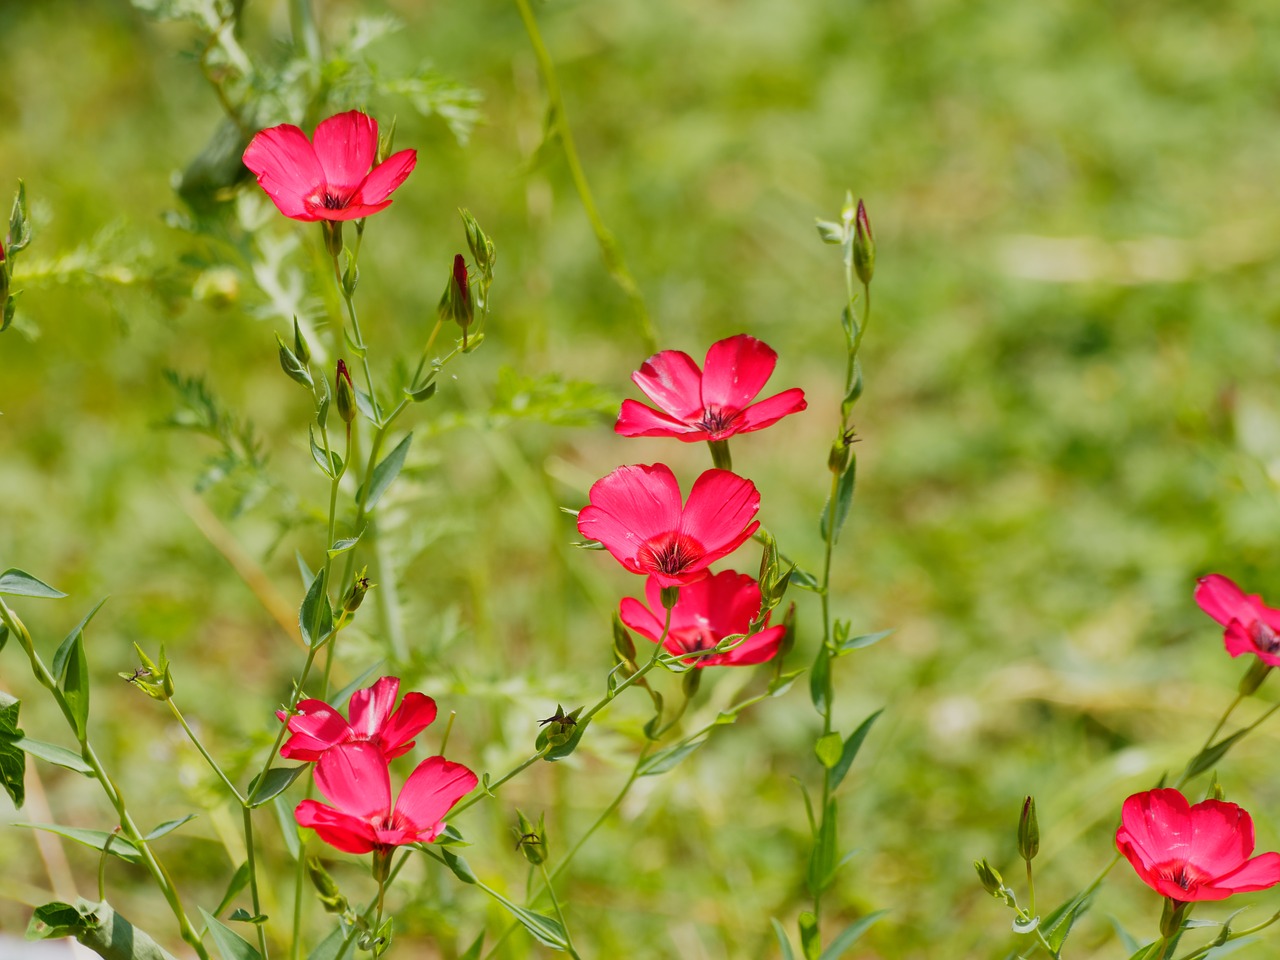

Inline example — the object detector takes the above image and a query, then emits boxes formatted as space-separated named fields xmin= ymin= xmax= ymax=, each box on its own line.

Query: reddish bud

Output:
xmin=853 ymin=199 xmax=875 ymax=284
xmin=335 ymin=359 xmax=357 ymax=424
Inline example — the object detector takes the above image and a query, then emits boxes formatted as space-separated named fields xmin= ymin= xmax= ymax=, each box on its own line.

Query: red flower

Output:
xmin=620 ymin=571 xmax=785 ymax=667
xmin=1116 ymin=788 xmax=1280 ymax=902
xmin=1195 ymin=574 xmax=1280 ymax=666
xmin=279 ymin=676 xmax=436 ymax=763
xmin=242 ymin=111 xmax=416 ymax=222
xmin=577 ymin=464 xmax=760 ymax=587
xmin=615 ymin=334 xmax=807 ymax=442
xmin=295 ymin=742 xmax=477 ymax=854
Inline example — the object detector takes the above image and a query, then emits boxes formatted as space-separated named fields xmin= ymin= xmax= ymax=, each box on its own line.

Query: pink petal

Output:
xmin=311 ymin=111 xmax=378 ymax=192
xmin=348 ymin=677 xmax=401 ymax=741
xmin=701 ymin=571 xmax=764 ymax=636
xmin=243 ymin=125 xmax=325 ymax=220
xmin=378 ymin=692 xmax=438 ymax=760
xmin=577 ymin=464 xmax=685 ymax=563
xmin=1213 ymin=851 xmax=1280 ymax=893
xmin=393 ymin=756 xmax=478 ymax=837
xmin=734 ymin=388 xmax=808 ymax=434
xmin=280 ymin=699 xmax=350 ymax=761
xmin=699 ymin=335 xmax=778 ymax=412
xmin=1118 ymin=790 xmax=1194 ymax=864
xmin=1223 ymin=620 xmax=1280 ymax=666
xmin=619 ymin=595 xmax=667 ymax=643
xmin=614 ymin=400 xmax=705 ymax=440
xmin=356 ymin=149 xmax=417 ymax=206
xmin=631 ymin=350 xmax=705 ymax=421
xmin=1186 ymin=799 xmax=1255 ymax=872
xmin=295 ymin=799 xmax=380 ymax=855
xmin=1195 ymin=575 xmax=1253 ymax=627
xmin=679 ymin=469 xmax=760 ymax=555
xmin=314 ymin=742 xmax=391 ymax=820
xmin=707 ymin=624 xmax=786 ymax=666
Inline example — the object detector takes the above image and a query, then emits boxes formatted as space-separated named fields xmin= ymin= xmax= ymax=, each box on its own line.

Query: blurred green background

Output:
xmin=4 ymin=0 xmax=1280 ymax=957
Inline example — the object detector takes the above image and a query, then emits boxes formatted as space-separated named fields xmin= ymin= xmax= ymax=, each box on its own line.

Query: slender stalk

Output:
xmin=167 ymin=700 xmax=246 ymax=804
xmin=511 ymin=0 xmax=658 ymax=353
xmin=331 ymin=253 xmax=379 ymax=421
xmin=242 ymin=807 xmax=269 ymax=959
xmin=539 ymin=863 xmax=581 ymax=960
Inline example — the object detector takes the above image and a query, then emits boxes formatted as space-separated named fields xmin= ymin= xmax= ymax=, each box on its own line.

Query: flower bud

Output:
xmin=8 ymin=180 xmax=30 ymax=255
xmin=438 ymin=254 xmax=474 ymax=343
xmin=852 ymin=199 xmax=875 ymax=285
xmin=682 ymin=664 xmax=702 ymax=698
xmin=514 ymin=810 xmax=547 ymax=865
xmin=778 ymin=602 xmax=797 ymax=660
xmin=1017 ymin=796 xmax=1039 ymax=862
xmin=335 ymin=360 xmax=356 ymax=425
xmin=460 ymin=208 xmax=494 ymax=274
xmin=306 ymin=855 xmax=349 ymax=914
xmin=660 ymin=585 xmax=680 ymax=611
xmin=612 ymin=613 xmax=637 ymax=668
xmin=1239 ymin=659 xmax=1271 ymax=696
xmin=537 ymin=705 xmax=582 ymax=747
xmin=293 ymin=316 xmax=312 ymax=365
xmin=974 ymin=858 xmax=1005 ymax=898
xmin=322 ymin=219 xmax=343 ymax=258
xmin=376 ymin=117 xmax=397 ymax=166
xmin=277 ymin=333 xmax=313 ymax=388
xmin=342 ymin=569 xmax=373 ymax=615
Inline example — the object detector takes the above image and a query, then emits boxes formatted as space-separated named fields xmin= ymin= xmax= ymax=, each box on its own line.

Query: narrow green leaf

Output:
xmin=247 ymin=764 xmax=306 ymax=807
xmin=61 ymin=634 xmax=90 ymax=740
xmin=806 ymin=799 xmax=838 ymax=897
xmin=809 ymin=646 xmax=831 ymax=715
xmin=818 ymin=910 xmax=888 ymax=960
xmin=307 ymin=927 xmax=346 ymax=960
xmin=799 ymin=911 xmax=820 ymax=960
xmin=638 ymin=739 xmax=705 ymax=777
xmin=228 ymin=908 xmax=267 ymax=923
xmin=145 ymin=814 xmax=197 ymax=841
xmin=331 ymin=662 xmax=384 ymax=710
xmin=819 ymin=457 xmax=857 ymax=544
xmin=789 ymin=566 xmax=821 ymax=592
xmin=201 ymin=908 xmax=263 ymax=960
xmin=830 ymin=709 xmax=883 ymax=790
xmin=496 ymin=901 xmax=567 ymax=950
xmin=772 ymin=919 xmax=797 ymax=960
xmin=212 ymin=862 xmax=251 ymax=919
xmin=15 ymin=823 xmax=142 ymax=862
xmin=1042 ymin=887 xmax=1096 ymax=952
xmin=273 ymin=796 xmax=302 ymax=861
xmin=308 ymin=425 xmax=338 ymax=479
xmin=441 ymin=848 xmax=478 ymax=884
xmin=814 ymin=732 xmax=842 ymax=769
xmin=363 ymin=433 xmax=412 ymax=512
xmin=1185 ymin=730 xmax=1249 ymax=780
xmin=0 ymin=692 xmax=25 ymax=807
xmin=296 ymin=551 xmax=315 ymax=590
xmin=299 ymin=570 xmax=334 ymax=648
xmin=14 ymin=736 xmax=94 ymax=775
xmin=29 ymin=898 xmax=181 ymax=959
xmin=837 ymin=628 xmax=893 ymax=654
xmin=1110 ymin=917 xmax=1142 ymax=954
xmin=326 ymin=537 xmax=360 ymax=559
xmin=0 ymin=568 xmax=66 ymax=599
xmin=1126 ymin=941 xmax=1162 ymax=960
xmin=53 ymin=597 xmax=109 ymax=680
xmin=0 ymin=622 xmax=9 ymax=652
xmin=459 ymin=931 xmax=485 ymax=960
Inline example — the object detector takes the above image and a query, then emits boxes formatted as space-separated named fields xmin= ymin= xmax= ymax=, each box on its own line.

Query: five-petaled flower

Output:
xmin=295 ymin=742 xmax=477 ymax=854
xmin=577 ymin=464 xmax=760 ymax=587
xmin=242 ymin=110 xmax=416 ymax=222
xmin=278 ymin=676 xmax=436 ymax=763
xmin=1195 ymin=574 xmax=1280 ymax=666
xmin=1116 ymin=788 xmax=1280 ymax=902
xmin=615 ymin=334 xmax=807 ymax=442
xmin=620 ymin=571 xmax=785 ymax=667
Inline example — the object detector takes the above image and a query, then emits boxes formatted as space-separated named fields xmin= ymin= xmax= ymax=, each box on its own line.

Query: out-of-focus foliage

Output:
xmin=4 ymin=1 xmax=1280 ymax=957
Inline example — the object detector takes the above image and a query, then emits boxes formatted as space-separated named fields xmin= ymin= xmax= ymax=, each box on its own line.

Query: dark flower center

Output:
xmin=695 ymin=405 xmax=741 ymax=437
xmin=1154 ymin=859 xmax=1211 ymax=892
xmin=636 ymin=531 xmax=704 ymax=577
xmin=321 ymin=190 xmax=349 ymax=210
xmin=1251 ymin=620 xmax=1280 ymax=653
xmin=671 ymin=626 xmax=718 ymax=654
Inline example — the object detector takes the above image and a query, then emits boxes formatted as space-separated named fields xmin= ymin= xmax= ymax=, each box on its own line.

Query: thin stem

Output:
xmin=707 ymin=439 xmax=733 ymax=472
xmin=1025 ymin=857 xmax=1035 ymax=921
xmin=512 ymin=0 xmax=658 ymax=353
xmin=331 ymin=253 xmax=379 ymax=421
xmin=243 ymin=807 xmax=269 ymax=959
xmin=539 ymin=863 xmax=581 ymax=960
xmin=291 ymin=842 xmax=306 ymax=960
xmin=166 ymin=700 xmax=246 ymax=804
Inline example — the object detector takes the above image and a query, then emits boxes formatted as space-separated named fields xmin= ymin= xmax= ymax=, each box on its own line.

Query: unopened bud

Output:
xmin=459 ymin=209 xmax=494 ymax=274
xmin=335 ymin=360 xmax=356 ymax=425
xmin=514 ymin=810 xmax=547 ymax=865
xmin=828 ymin=438 xmax=851 ymax=474
xmin=438 ymin=254 xmax=474 ymax=342
xmin=660 ymin=585 xmax=680 ymax=611
xmin=293 ymin=317 xmax=311 ymax=365
xmin=277 ymin=333 xmax=313 ymax=388
xmin=8 ymin=180 xmax=30 ymax=255
xmin=537 ymin=704 xmax=582 ymax=747
xmin=852 ymin=199 xmax=875 ymax=284
xmin=612 ymin=613 xmax=637 ymax=667
xmin=1239 ymin=659 xmax=1271 ymax=696
xmin=376 ymin=118 xmax=397 ymax=166
xmin=1017 ymin=796 xmax=1039 ymax=862
xmin=342 ymin=569 xmax=373 ymax=614
xmin=307 ymin=855 xmax=349 ymax=913
xmin=974 ymin=859 xmax=1004 ymax=898
xmin=322 ymin=219 xmax=343 ymax=258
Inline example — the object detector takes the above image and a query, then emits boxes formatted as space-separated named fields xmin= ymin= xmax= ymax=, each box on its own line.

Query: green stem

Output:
xmin=167 ymin=700 xmax=246 ymax=804
xmin=0 ymin=601 xmax=212 ymax=960
xmin=511 ymin=0 xmax=657 ymax=354
xmin=332 ymin=254 xmax=379 ymax=422
xmin=539 ymin=863 xmax=581 ymax=960
xmin=242 ymin=806 xmax=269 ymax=959
xmin=707 ymin=439 xmax=733 ymax=471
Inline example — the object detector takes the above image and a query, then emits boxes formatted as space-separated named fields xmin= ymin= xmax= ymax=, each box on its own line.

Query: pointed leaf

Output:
xmin=14 ymin=736 xmax=94 ymax=775
xmin=201 ymin=908 xmax=263 ymax=960
xmin=0 ymin=692 xmax=24 ymax=807
xmin=299 ymin=569 xmax=334 ymax=648
xmin=1185 ymin=729 xmax=1249 ymax=780
xmin=0 ymin=568 xmax=66 ymax=599
xmin=363 ymin=433 xmax=412 ymax=511
xmin=60 ymin=634 xmax=90 ymax=740
xmin=247 ymin=764 xmax=306 ymax=807
xmin=819 ymin=457 xmax=857 ymax=544
xmin=837 ymin=628 xmax=892 ymax=654
xmin=772 ymin=919 xmax=797 ymax=960
xmin=307 ymin=927 xmax=347 ymax=960
xmin=810 ymin=646 xmax=831 ymax=715
xmin=830 ymin=709 xmax=882 ymax=790
xmin=26 ymin=901 xmax=86 ymax=940
xmin=806 ymin=799 xmax=838 ymax=896
xmin=1042 ymin=887 xmax=1096 ymax=953
xmin=53 ymin=597 xmax=109 ymax=679
xmin=145 ymin=814 xmax=197 ymax=841
xmin=309 ymin=425 xmax=338 ymax=479
xmin=273 ymin=796 xmax=302 ymax=860
xmin=459 ymin=931 xmax=485 ymax=960
xmin=818 ymin=911 xmax=887 ymax=960
xmin=815 ymin=732 xmax=842 ymax=769
xmin=638 ymin=739 xmax=705 ymax=777
xmin=212 ymin=862 xmax=251 ymax=919
xmin=326 ymin=537 xmax=360 ymax=559
xmin=331 ymin=661 xmax=384 ymax=709
xmin=441 ymin=848 xmax=478 ymax=884
xmin=16 ymin=823 xmax=142 ymax=862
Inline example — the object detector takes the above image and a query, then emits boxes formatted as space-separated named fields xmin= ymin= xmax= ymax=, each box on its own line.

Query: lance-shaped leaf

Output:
xmin=0 ymin=692 xmax=25 ymax=807
xmin=28 ymin=898 xmax=181 ymax=960
xmin=819 ymin=457 xmax=857 ymax=544
xmin=0 ymin=568 xmax=66 ymax=599
xmin=14 ymin=736 xmax=94 ymax=775
xmin=362 ymin=433 xmax=412 ymax=511
xmin=299 ymin=569 xmax=334 ymax=648
xmin=819 ymin=911 xmax=887 ymax=960
xmin=830 ymin=709 xmax=882 ymax=790
xmin=200 ymin=908 xmax=263 ymax=960
xmin=15 ymin=824 xmax=141 ymax=863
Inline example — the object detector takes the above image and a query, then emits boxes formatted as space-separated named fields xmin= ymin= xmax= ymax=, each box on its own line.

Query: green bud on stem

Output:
xmin=322 ymin=220 xmax=343 ymax=259
xmin=335 ymin=360 xmax=357 ymax=425
xmin=514 ymin=810 xmax=547 ymax=865
xmin=852 ymin=198 xmax=875 ymax=284
xmin=1017 ymin=796 xmax=1039 ymax=861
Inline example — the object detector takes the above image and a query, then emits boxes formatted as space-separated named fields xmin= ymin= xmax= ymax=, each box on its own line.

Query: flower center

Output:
xmin=1154 ymin=859 xmax=1211 ymax=892
xmin=1251 ymin=620 xmax=1280 ymax=653
xmin=696 ymin=405 xmax=741 ymax=437
xmin=636 ymin=531 xmax=704 ymax=577
xmin=671 ymin=626 xmax=718 ymax=654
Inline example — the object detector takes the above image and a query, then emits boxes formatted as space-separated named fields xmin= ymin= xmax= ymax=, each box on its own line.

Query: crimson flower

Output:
xmin=278 ymin=676 xmax=436 ymax=763
xmin=1195 ymin=574 xmax=1280 ymax=666
xmin=242 ymin=111 xmax=416 ymax=222
xmin=576 ymin=464 xmax=760 ymax=587
xmin=1116 ymin=788 xmax=1280 ymax=902
xmin=295 ymin=742 xmax=477 ymax=854
xmin=615 ymin=334 xmax=807 ymax=442
xmin=620 ymin=572 xmax=785 ymax=667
